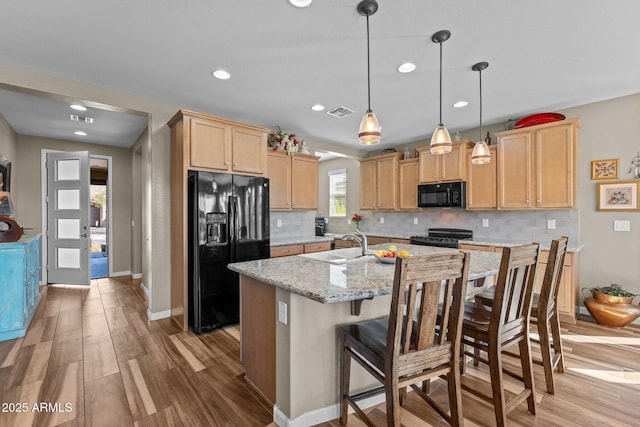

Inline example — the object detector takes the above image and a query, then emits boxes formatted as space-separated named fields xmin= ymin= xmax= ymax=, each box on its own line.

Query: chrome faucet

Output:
xmin=343 ymin=228 xmax=368 ymax=257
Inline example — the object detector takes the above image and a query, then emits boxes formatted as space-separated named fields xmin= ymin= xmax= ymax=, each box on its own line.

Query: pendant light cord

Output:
xmin=366 ymin=13 xmax=372 ymax=112
xmin=479 ymin=69 xmax=483 ymax=141
xmin=438 ymin=41 xmax=443 ymax=126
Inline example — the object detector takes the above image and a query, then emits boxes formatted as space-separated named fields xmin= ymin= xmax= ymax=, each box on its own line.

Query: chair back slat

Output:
xmin=539 ymin=237 xmax=568 ymax=315
xmin=388 ymin=252 xmax=469 ymax=366
xmin=491 ymin=244 xmax=540 ymax=331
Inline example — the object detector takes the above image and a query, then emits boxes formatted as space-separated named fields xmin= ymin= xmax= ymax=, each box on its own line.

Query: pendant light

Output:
xmin=471 ymin=61 xmax=491 ymax=164
xmin=357 ymin=0 xmax=381 ymax=145
xmin=430 ymin=30 xmax=452 ymax=154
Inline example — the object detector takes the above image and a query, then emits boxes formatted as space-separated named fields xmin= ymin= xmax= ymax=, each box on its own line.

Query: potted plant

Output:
xmin=584 ymin=283 xmax=640 ymax=328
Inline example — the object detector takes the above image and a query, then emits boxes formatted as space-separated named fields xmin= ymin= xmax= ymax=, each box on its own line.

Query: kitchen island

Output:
xmin=228 ymin=244 xmax=501 ymax=427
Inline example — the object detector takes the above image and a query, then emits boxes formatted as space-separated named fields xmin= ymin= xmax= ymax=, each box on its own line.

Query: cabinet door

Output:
xmin=376 ymin=156 xmax=398 ymax=210
xmin=291 ymin=155 xmax=318 ymax=210
xmin=267 ymin=152 xmax=291 ymax=210
xmin=399 ymin=159 xmax=419 ymax=210
xmin=418 ymin=150 xmax=440 ymax=183
xmin=360 ymin=159 xmax=378 ymax=210
xmin=232 ymin=127 xmax=266 ymax=175
xmin=534 ymin=123 xmax=576 ymax=208
xmin=466 ymin=146 xmax=497 ymax=210
xmin=190 ymin=118 xmax=231 ymax=171
xmin=440 ymin=145 xmax=464 ymax=181
xmin=498 ymin=132 xmax=532 ymax=209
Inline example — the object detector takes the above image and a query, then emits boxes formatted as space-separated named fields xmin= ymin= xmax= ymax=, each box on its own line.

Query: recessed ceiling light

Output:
xmin=289 ymin=0 xmax=312 ymax=7
xmin=397 ymin=63 xmax=416 ymax=73
xmin=453 ymin=101 xmax=468 ymax=108
xmin=311 ymin=104 xmax=325 ymax=111
xmin=70 ymin=104 xmax=87 ymax=111
xmin=212 ymin=70 xmax=231 ymax=80
xmin=74 ymin=131 xmax=87 ymax=136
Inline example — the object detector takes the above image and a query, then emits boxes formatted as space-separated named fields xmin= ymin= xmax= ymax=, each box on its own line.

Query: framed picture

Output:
xmin=596 ymin=180 xmax=639 ymax=211
xmin=0 ymin=160 xmax=10 ymax=193
xmin=591 ymin=158 xmax=618 ymax=180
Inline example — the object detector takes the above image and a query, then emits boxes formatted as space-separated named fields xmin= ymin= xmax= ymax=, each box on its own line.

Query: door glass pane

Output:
xmin=57 ymin=189 xmax=80 ymax=210
xmin=57 ymin=159 xmax=80 ymax=181
xmin=58 ymin=248 xmax=80 ymax=269
xmin=57 ymin=218 xmax=80 ymax=239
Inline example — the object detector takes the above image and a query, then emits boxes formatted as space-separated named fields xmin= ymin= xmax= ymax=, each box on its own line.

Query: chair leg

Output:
xmin=550 ymin=312 xmax=565 ymax=373
xmin=447 ymin=367 xmax=464 ymax=427
xmin=340 ymin=339 xmax=351 ymax=425
xmin=518 ymin=337 xmax=537 ymax=415
xmin=487 ymin=341 xmax=508 ymax=427
xmin=385 ymin=378 xmax=401 ymax=427
xmin=473 ymin=339 xmax=480 ymax=366
xmin=537 ymin=316 xmax=556 ymax=394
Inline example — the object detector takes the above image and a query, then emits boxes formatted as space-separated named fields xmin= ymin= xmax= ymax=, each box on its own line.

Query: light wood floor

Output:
xmin=1 ymin=277 xmax=639 ymax=427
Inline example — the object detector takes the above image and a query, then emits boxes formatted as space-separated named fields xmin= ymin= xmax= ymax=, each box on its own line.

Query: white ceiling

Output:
xmin=1 ymin=0 xmax=639 ymax=151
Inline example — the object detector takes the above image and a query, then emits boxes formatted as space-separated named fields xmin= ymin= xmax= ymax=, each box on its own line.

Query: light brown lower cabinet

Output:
xmin=270 ymin=241 xmax=332 ymax=258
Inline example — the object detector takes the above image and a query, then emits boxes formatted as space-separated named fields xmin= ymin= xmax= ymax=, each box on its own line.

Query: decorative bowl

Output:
xmin=374 ymin=254 xmax=397 ymax=264
xmin=515 ymin=112 xmax=565 ymax=128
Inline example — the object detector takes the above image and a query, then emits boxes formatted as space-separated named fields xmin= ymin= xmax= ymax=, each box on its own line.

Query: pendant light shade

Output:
xmin=357 ymin=0 xmax=381 ymax=145
xmin=430 ymin=30 xmax=452 ymax=155
xmin=471 ymin=61 xmax=491 ymax=165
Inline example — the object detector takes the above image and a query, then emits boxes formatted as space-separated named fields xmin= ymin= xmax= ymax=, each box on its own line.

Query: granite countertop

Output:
xmin=459 ymin=239 xmax=583 ymax=253
xmin=270 ymin=236 xmax=334 ymax=247
xmin=228 ymin=244 xmax=501 ymax=304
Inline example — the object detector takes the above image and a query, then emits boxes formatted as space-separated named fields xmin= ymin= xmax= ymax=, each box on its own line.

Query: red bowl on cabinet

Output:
xmin=515 ymin=113 xmax=565 ymax=129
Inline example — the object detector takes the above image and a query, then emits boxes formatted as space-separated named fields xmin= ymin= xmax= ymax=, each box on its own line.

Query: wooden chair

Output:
xmin=461 ymin=243 xmax=539 ymax=427
xmin=338 ymin=252 xmax=470 ymax=427
xmin=474 ymin=237 xmax=568 ymax=394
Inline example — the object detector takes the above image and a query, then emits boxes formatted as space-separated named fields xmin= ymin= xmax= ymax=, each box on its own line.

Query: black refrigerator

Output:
xmin=188 ymin=170 xmax=270 ymax=334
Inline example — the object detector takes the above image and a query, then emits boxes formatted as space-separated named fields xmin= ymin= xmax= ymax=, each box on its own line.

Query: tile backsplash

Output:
xmin=270 ymin=209 xmax=580 ymax=247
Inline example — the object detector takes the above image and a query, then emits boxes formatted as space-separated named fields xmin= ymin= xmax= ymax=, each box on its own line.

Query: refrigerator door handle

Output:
xmin=229 ymin=195 xmax=239 ymax=260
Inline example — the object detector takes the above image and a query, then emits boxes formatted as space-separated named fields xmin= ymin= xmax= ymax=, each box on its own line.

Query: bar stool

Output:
xmin=338 ymin=252 xmax=470 ymax=427
xmin=475 ymin=237 xmax=568 ymax=394
xmin=461 ymin=243 xmax=540 ymax=427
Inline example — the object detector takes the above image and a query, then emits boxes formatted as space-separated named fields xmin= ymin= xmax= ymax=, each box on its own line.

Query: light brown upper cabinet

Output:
xmin=417 ymin=141 xmax=473 ymax=183
xmin=465 ymin=145 xmax=497 ymax=210
xmin=496 ymin=119 xmax=581 ymax=210
xmin=398 ymin=158 xmax=420 ymax=210
xmin=267 ymin=151 xmax=319 ymax=211
xmin=169 ymin=110 xmax=268 ymax=176
xmin=360 ymin=152 xmax=403 ymax=210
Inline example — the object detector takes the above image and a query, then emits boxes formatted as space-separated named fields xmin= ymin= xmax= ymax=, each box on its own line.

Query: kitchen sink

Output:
xmin=297 ymin=247 xmax=374 ymax=264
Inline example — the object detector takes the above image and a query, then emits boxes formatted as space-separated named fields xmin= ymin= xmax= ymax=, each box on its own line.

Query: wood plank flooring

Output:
xmin=1 ymin=276 xmax=639 ymax=426
xmin=0 ymin=278 xmax=272 ymax=427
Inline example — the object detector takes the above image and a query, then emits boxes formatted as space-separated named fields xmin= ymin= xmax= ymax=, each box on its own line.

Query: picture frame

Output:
xmin=596 ymin=180 xmax=639 ymax=211
xmin=591 ymin=158 xmax=618 ymax=180
xmin=0 ymin=160 xmax=10 ymax=193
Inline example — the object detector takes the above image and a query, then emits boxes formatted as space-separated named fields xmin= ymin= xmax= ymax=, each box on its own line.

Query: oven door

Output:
xmin=418 ymin=183 xmax=451 ymax=207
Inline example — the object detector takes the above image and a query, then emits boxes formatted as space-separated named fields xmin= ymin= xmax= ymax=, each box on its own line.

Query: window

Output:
xmin=328 ymin=169 xmax=347 ymax=217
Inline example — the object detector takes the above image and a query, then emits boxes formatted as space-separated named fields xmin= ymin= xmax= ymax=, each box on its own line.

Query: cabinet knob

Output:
xmin=233 ymin=162 xmax=238 ymax=167
xmin=225 ymin=161 xmax=229 ymax=166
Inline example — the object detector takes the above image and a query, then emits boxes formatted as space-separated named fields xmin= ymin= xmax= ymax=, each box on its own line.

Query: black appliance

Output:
xmin=417 ymin=181 xmax=466 ymax=208
xmin=410 ymin=228 xmax=473 ymax=248
xmin=188 ymin=171 xmax=270 ymax=334
xmin=315 ymin=217 xmax=326 ymax=236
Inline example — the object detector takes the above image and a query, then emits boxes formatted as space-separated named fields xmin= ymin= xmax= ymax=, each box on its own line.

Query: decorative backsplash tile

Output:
xmin=270 ymin=209 xmax=580 ymax=248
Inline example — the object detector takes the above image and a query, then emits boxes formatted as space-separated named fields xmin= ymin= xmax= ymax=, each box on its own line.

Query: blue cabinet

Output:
xmin=0 ymin=234 xmax=41 ymax=341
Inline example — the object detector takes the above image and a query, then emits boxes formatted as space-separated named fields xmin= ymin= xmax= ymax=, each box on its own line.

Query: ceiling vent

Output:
xmin=70 ymin=114 xmax=94 ymax=124
xmin=326 ymin=106 xmax=354 ymax=118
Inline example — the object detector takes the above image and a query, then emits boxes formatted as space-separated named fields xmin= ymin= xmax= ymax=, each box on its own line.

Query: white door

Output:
xmin=47 ymin=151 xmax=90 ymax=285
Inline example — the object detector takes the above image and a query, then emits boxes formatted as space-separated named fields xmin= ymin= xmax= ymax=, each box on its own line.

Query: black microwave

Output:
xmin=417 ymin=181 xmax=466 ymax=208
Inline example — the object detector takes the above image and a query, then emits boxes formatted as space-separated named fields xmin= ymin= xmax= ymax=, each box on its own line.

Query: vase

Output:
xmin=584 ymin=291 xmax=640 ymax=328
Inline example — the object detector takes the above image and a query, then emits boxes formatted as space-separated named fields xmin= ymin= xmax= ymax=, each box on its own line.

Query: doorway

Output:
xmin=90 ymin=157 xmax=109 ymax=279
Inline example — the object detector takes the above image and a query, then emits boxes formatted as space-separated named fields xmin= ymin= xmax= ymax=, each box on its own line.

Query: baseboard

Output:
xmin=147 ymin=308 xmax=171 ymax=321
xmin=273 ymin=394 xmax=385 ymax=427
xmin=140 ymin=282 xmax=149 ymax=295
xmin=131 ymin=273 xmax=143 ymax=279
xmin=111 ymin=270 xmax=131 ymax=277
